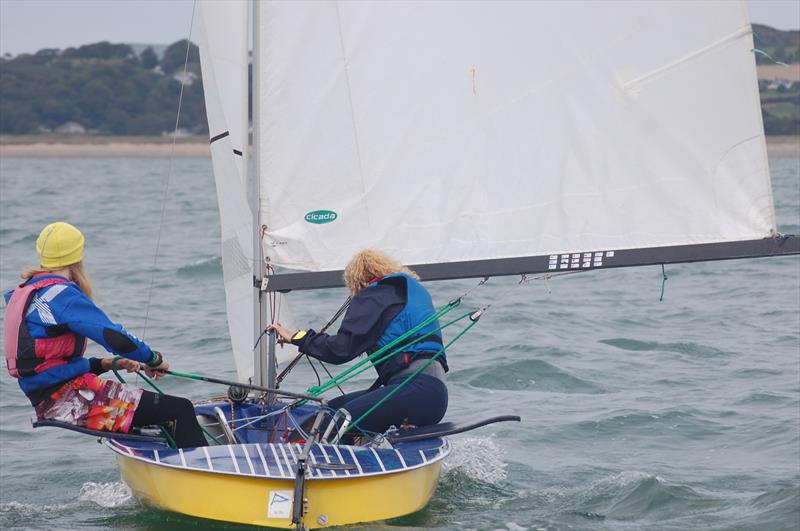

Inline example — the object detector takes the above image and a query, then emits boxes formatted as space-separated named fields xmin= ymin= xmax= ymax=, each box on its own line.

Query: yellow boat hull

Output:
xmin=115 ymin=450 xmax=443 ymax=529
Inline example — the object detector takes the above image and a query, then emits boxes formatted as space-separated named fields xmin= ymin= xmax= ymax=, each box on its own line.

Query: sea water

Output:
xmin=0 ymin=156 xmax=797 ymax=531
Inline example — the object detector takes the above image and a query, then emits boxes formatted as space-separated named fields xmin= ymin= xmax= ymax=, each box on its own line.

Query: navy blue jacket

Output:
xmin=293 ymin=273 xmax=448 ymax=383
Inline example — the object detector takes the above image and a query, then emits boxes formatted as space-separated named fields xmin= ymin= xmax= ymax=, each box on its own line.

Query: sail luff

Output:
xmin=196 ymin=0 xmax=255 ymax=382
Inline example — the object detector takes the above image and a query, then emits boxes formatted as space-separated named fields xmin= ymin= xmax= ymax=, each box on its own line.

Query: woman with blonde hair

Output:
xmin=270 ymin=249 xmax=449 ymax=440
xmin=3 ymin=222 xmax=206 ymax=448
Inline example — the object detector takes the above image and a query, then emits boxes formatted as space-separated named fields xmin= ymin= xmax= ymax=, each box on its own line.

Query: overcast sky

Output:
xmin=1 ymin=0 xmax=798 ymax=57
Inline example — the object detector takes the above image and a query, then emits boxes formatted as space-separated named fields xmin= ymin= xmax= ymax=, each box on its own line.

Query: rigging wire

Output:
xmin=141 ymin=0 xmax=198 ymax=340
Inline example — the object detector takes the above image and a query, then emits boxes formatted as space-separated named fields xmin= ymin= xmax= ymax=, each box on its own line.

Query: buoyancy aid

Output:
xmin=371 ymin=273 xmax=449 ymax=383
xmin=4 ymin=277 xmax=87 ymax=378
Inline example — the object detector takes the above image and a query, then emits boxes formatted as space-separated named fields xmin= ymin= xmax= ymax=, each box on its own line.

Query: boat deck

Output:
xmin=105 ymin=437 xmax=450 ymax=480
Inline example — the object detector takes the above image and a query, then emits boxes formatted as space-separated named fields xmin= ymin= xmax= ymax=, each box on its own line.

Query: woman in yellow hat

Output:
xmin=3 ymin=222 xmax=206 ymax=448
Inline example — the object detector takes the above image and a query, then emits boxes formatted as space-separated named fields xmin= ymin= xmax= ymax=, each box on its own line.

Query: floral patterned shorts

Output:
xmin=34 ymin=373 xmax=143 ymax=433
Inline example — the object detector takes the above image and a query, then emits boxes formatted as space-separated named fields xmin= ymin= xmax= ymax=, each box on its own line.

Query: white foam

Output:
xmin=78 ymin=481 xmax=133 ymax=508
xmin=0 ymin=500 xmax=74 ymax=516
xmin=443 ymin=435 xmax=508 ymax=484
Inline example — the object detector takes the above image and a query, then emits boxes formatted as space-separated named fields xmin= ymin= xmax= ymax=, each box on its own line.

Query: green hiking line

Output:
xmin=343 ymin=314 xmax=482 ymax=436
xmin=306 ymin=299 xmax=462 ymax=397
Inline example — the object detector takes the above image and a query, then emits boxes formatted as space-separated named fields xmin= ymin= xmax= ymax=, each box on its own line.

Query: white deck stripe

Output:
xmin=258 ymin=444 xmax=275 ymax=477
xmin=332 ymin=445 xmax=351 ymax=477
xmin=309 ymin=444 xmax=328 ymax=477
xmin=227 ymin=445 xmax=241 ymax=474
xmin=419 ymin=449 xmax=428 ymax=464
xmin=203 ymin=446 xmax=214 ymax=470
xmin=178 ymin=448 xmax=187 ymax=468
xmin=242 ymin=445 xmax=255 ymax=475
xmin=278 ymin=444 xmax=293 ymax=472
xmin=308 ymin=451 xmax=322 ymax=478
xmin=269 ymin=444 xmax=286 ymax=477
xmin=395 ymin=449 xmax=407 ymax=468
xmin=370 ymin=448 xmax=387 ymax=472
xmin=287 ymin=443 xmax=298 ymax=462
xmin=153 ymin=450 xmax=160 ymax=463
xmin=347 ymin=446 xmax=364 ymax=475
xmin=320 ymin=445 xmax=339 ymax=478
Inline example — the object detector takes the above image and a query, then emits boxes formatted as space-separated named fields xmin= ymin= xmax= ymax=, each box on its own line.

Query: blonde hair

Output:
xmin=343 ymin=249 xmax=419 ymax=294
xmin=23 ymin=261 xmax=93 ymax=299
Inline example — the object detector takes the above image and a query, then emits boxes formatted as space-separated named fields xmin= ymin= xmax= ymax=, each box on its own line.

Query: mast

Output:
xmin=251 ymin=0 xmax=274 ymax=389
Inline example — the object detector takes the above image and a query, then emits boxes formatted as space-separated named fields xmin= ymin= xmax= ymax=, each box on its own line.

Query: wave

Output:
xmin=176 ymin=256 xmax=222 ymax=278
xmin=452 ymin=359 xmax=604 ymax=394
xmin=600 ymin=338 xmax=727 ymax=357
xmin=734 ymin=392 xmax=794 ymax=406
xmin=745 ymin=483 xmax=800 ymax=529
xmin=567 ymin=471 xmax=717 ymax=521
xmin=558 ymin=408 xmax=730 ymax=441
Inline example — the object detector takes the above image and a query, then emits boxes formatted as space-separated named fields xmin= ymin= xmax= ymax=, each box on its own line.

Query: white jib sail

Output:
xmin=198 ymin=0 xmax=297 ymax=380
xmin=254 ymin=0 xmax=774 ymax=273
xmin=197 ymin=0 xmax=256 ymax=382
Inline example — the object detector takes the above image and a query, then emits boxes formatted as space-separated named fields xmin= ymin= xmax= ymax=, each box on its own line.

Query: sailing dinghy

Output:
xmin=81 ymin=1 xmax=799 ymax=529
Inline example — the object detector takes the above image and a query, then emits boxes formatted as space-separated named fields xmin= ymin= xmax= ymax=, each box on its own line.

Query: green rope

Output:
xmin=343 ymin=314 xmax=482 ymax=436
xmin=752 ymin=48 xmax=789 ymax=67
xmin=305 ymin=309 xmax=471 ymax=399
xmin=306 ymin=299 xmax=462 ymax=397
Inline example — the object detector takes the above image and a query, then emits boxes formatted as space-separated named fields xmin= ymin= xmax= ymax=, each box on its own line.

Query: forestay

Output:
xmin=253 ymin=1 xmax=775 ymax=274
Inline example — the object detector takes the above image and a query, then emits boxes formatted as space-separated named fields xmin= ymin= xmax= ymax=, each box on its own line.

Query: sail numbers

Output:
xmin=548 ymin=251 xmax=615 ymax=270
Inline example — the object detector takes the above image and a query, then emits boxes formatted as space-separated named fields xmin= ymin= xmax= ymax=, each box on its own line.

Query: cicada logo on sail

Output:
xmin=304 ymin=210 xmax=338 ymax=224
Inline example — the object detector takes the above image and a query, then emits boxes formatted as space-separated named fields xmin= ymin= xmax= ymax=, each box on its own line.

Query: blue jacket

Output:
xmin=4 ymin=274 xmax=155 ymax=403
xmin=293 ymin=273 xmax=448 ymax=383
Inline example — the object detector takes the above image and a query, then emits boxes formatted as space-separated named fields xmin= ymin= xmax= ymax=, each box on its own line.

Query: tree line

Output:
xmin=0 ymin=27 xmax=798 ymax=137
xmin=0 ymin=40 xmax=206 ymax=135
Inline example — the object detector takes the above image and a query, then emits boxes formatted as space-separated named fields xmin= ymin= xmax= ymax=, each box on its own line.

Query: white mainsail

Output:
xmin=253 ymin=0 xmax=774 ymax=273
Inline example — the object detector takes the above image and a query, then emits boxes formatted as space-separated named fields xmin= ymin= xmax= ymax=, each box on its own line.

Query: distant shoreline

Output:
xmin=0 ymin=135 xmax=210 ymax=158
xmin=1 ymin=134 xmax=798 ymax=158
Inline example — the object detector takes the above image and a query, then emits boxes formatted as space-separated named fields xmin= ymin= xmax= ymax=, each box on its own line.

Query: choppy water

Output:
xmin=0 ymin=155 xmax=798 ymax=531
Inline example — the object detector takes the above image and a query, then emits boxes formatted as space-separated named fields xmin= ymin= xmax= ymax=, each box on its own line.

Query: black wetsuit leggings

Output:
xmin=131 ymin=391 xmax=206 ymax=449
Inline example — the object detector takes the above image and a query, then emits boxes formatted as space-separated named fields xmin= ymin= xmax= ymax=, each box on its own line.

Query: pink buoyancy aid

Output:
xmin=4 ymin=277 xmax=87 ymax=378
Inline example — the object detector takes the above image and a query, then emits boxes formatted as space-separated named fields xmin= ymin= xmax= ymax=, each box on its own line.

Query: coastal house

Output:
xmin=53 ymin=122 xmax=86 ymax=134
xmin=767 ymin=79 xmax=794 ymax=90
xmin=172 ymin=71 xmax=198 ymax=86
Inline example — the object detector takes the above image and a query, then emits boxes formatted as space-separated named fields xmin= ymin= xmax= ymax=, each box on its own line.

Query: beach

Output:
xmin=1 ymin=135 xmax=797 ymax=158
xmin=0 ymin=135 xmax=210 ymax=158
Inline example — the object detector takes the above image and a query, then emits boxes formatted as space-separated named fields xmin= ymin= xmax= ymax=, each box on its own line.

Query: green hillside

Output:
xmin=752 ymin=24 xmax=800 ymax=64
xmin=0 ymin=41 xmax=206 ymax=135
